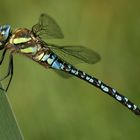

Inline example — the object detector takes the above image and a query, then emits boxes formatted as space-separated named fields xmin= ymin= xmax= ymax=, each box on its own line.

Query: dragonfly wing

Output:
xmin=53 ymin=70 xmax=72 ymax=79
xmin=47 ymin=43 xmax=101 ymax=65
xmin=32 ymin=13 xmax=64 ymax=39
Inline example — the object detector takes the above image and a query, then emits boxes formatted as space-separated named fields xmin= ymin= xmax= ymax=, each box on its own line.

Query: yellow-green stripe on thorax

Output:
xmin=13 ymin=37 xmax=31 ymax=44
xmin=10 ymin=28 xmax=32 ymax=44
xmin=20 ymin=46 xmax=38 ymax=54
xmin=10 ymin=28 xmax=38 ymax=54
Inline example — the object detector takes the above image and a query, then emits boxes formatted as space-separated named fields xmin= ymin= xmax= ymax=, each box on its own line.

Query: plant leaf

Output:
xmin=0 ymin=83 xmax=24 ymax=140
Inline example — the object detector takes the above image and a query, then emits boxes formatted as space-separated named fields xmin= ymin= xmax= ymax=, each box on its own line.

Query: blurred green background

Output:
xmin=0 ymin=0 xmax=140 ymax=140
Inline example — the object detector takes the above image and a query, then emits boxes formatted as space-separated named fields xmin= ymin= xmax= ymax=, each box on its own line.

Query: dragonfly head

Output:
xmin=0 ymin=25 xmax=11 ymax=50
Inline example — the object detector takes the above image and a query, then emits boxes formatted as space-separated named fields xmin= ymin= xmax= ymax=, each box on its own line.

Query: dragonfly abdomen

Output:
xmin=54 ymin=60 xmax=140 ymax=115
xmin=35 ymin=51 xmax=63 ymax=69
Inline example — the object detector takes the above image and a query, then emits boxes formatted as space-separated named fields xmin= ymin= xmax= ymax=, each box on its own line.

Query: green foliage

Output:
xmin=0 ymin=83 xmax=24 ymax=140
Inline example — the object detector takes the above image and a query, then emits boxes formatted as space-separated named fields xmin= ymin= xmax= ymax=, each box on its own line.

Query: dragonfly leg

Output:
xmin=0 ymin=53 xmax=13 ymax=91
xmin=0 ymin=49 xmax=7 ymax=65
xmin=5 ymin=53 xmax=13 ymax=91
xmin=0 ymin=49 xmax=7 ymax=92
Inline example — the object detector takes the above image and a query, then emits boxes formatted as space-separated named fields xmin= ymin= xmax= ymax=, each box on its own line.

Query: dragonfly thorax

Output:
xmin=9 ymin=28 xmax=32 ymax=45
xmin=6 ymin=28 xmax=40 ymax=55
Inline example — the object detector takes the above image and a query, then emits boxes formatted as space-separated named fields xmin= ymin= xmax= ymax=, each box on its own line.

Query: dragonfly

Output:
xmin=0 ymin=13 xmax=140 ymax=115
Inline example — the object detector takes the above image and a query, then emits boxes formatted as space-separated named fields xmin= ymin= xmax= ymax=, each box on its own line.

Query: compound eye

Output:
xmin=0 ymin=25 xmax=11 ymax=41
xmin=0 ymin=33 xmax=7 ymax=46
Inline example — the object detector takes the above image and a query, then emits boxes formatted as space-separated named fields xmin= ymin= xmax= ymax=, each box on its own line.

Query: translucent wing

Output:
xmin=54 ymin=70 xmax=72 ymax=79
xmin=32 ymin=13 xmax=64 ymax=39
xmin=48 ymin=44 xmax=100 ymax=78
xmin=47 ymin=43 xmax=101 ymax=65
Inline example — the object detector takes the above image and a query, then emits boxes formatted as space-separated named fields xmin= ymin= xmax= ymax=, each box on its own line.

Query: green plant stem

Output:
xmin=0 ymin=83 xmax=24 ymax=140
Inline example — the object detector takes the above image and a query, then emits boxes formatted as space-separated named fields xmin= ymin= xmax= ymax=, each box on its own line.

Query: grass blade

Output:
xmin=0 ymin=83 xmax=24 ymax=140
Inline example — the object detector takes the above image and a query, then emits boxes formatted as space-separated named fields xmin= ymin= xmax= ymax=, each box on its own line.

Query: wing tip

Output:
xmin=57 ymin=32 xmax=64 ymax=39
